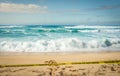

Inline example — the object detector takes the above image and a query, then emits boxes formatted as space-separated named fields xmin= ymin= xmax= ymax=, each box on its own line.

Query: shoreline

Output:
xmin=0 ymin=50 xmax=119 ymax=55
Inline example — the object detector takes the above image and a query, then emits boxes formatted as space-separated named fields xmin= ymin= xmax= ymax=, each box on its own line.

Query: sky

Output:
xmin=0 ymin=0 xmax=120 ymax=25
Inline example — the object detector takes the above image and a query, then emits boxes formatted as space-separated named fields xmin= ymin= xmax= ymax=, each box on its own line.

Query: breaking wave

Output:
xmin=0 ymin=38 xmax=120 ymax=52
xmin=0 ymin=25 xmax=120 ymax=52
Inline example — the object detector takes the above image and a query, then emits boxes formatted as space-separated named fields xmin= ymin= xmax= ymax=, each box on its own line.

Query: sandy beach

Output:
xmin=0 ymin=0 xmax=120 ymax=75
xmin=0 ymin=52 xmax=120 ymax=65
xmin=0 ymin=52 xmax=120 ymax=76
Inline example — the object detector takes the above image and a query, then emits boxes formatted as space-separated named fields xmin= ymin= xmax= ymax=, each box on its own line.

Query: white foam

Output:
xmin=0 ymin=25 xmax=24 ymax=28
xmin=101 ymin=29 xmax=120 ymax=33
xmin=0 ymin=38 xmax=120 ymax=52
xmin=79 ymin=30 xmax=99 ymax=33
xmin=78 ymin=29 xmax=120 ymax=33
xmin=65 ymin=25 xmax=120 ymax=29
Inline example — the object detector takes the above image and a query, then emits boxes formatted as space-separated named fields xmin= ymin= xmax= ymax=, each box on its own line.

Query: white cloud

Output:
xmin=0 ymin=3 xmax=47 ymax=13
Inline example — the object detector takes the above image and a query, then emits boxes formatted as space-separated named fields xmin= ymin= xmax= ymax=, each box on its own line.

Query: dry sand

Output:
xmin=0 ymin=52 xmax=120 ymax=76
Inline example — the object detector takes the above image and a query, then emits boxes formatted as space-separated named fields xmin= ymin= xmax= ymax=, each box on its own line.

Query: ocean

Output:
xmin=0 ymin=25 xmax=120 ymax=52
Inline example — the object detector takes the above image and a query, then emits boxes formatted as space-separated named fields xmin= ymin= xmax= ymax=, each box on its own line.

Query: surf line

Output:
xmin=0 ymin=60 xmax=120 ymax=68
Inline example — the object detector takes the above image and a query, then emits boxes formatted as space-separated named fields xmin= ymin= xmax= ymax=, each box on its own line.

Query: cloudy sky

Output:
xmin=0 ymin=0 xmax=120 ymax=25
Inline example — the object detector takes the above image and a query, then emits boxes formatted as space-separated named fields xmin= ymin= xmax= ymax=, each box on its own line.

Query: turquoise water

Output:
xmin=0 ymin=25 xmax=120 ymax=52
